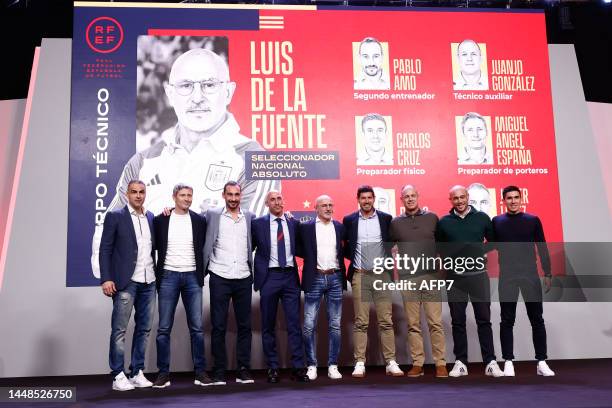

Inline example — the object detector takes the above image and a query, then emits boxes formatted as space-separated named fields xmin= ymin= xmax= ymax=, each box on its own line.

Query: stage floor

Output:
xmin=0 ymin=359 xmax=610 ymax=408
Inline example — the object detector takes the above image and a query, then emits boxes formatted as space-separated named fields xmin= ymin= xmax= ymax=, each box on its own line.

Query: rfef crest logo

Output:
xmin=86 ymin=17 xmax=124 ymax=54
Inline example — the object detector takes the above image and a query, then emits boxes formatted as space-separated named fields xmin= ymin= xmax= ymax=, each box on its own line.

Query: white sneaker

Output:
xmin=328 ymin=365 xmax=342 ymax=380
xmin=306 ymin=365 xmax=318 ymax=381
xmin=537 ymin=361 xmax=555 ymax=377
xmin=352 ymin=362 xmax=366 ymax=378
xmin=385 ymin=360 xmax=404 ymax=377
xmin=449 ymin=360 xmax=468 ymax=377
xmin=503 ymin=361 xmax=515 ymax=377
xmin=112 ymin=372 xmax=135 ymax=391
xmin=485 ymin=361 xmax=505 ymax=377
xmin=129 ymin=370 xmax=153 ymax=388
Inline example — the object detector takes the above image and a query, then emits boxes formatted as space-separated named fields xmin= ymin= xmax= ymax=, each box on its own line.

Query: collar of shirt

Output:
xmin=128 ymin=204 xmax=146 ymax=217
xmin=402 ymin=208 xmax=424 ymax=218
xmin=461 ymin=147 xmax=489 ymax=164
xmin=271 ymin=214 xmax=286 ymax=223
xmin=163 ymin=113 xmax=242 ymax=154
xmin=315 ymin=217 xmax=334 ymax=225
xmin=359 ymin=209 xmax=377 ymax=220
xmin=457 ymin=72 xmax=484 ymax=87
xmin=222 ymin=206 xmax=244 ymax=221
xmin=453 ymin=207 xmax=472 ymax=219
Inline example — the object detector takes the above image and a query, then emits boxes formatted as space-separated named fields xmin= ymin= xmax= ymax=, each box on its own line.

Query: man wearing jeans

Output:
xmin=100 ymin=180 xmax=156 ymax=391
xmin=152 ymin=183 xmax=208 ymax=388
xmin=342 ymin=185 xmax=403 ymax=378
xmin=298 ymin=195 xmax=346 ymax=380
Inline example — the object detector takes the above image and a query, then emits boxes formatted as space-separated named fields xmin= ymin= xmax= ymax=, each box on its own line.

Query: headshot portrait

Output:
xmin=373 ymin=187 xmax=397 ymax=216
xmin=456 ymin=112 xmax=494 ymax=165
xmin=451 ymin=39 xmax=489 ymax=91
xmin=355 ymin=113 xmax=394 ymax=166
xmin=353 ymin=37 xmax=391 ymax=90
xmin=467 ymin=182 xmax=497 ymax=218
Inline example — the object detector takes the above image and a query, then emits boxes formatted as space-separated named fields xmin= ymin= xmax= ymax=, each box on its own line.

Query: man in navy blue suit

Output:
xmin=342 ymin=185 xmax=403 ymax=378
xmin=100 ymin=180 xmax=156 ymax=391
xmin=251 ymin=191 xmax=309 ymax=383
xmin=298 ymin=195 xmax=346 ymax=381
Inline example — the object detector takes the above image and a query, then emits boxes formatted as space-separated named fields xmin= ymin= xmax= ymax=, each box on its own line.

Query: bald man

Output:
xmin=298 ymin=195 xmax=346 ymax=381
xmin=92 ymin=47 xmax=278 ymax=276
xmin=453 ymin=39 xmax=488 ymax=91
xmin=435 ymin=186 xmax=503 ymax=378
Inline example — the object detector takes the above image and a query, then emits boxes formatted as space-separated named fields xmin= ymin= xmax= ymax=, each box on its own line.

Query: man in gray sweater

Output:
xmin=389 ymin=185 xmax=448 ymax=378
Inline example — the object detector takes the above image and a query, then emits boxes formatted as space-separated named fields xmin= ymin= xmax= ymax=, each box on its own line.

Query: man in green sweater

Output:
xmin=435 ymin=185 xmax=504 ymax=378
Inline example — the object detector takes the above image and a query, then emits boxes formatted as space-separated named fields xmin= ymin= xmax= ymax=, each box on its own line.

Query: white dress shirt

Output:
xmin=269 ymin=215 xmax=294 ymax=268
xmin=128 ymin=204 xmax=155 ymax=283
xmin=315 ymin=218 xmax=339 ymax=270
xmin=209 ymin=207 xmax=250 ymax=279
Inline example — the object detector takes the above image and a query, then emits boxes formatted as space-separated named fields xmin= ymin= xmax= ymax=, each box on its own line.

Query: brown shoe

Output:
xmin=406 ymin=366 xmax=424 ymax=377
xmin=435 ymin=365 xmax=449 ymax=378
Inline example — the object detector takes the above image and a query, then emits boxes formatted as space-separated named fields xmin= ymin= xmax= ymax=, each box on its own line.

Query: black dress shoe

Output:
xmin=290 ymin=368 xmax=310 ymax=382
xmin=267 ymin=368 xmax=280 ymax=383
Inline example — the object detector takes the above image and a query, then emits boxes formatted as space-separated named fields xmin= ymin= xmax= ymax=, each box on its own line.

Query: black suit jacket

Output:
xmin=297 ymin=219 xmax=346 ymax=293
xmin=99 ymin=206 xmax=156 ymax=290
xmin=342 ymin=210 xmax=393 ymax=283
xmin=153 ymin=210 xmax=207 ymax=287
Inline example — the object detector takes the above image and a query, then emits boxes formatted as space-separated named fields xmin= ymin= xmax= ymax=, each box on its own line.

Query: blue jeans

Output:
xmin=303 ymin=271 xmax=343 ymax=366
xmin=109 ymin=281 xmax=156 ymax=377
xmin=156 ymin=270 xmax=205 ymax=374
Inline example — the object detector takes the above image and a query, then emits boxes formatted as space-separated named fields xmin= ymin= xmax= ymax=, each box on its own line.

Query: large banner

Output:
xmin=68 ymin=3 xmax=563 ymax=286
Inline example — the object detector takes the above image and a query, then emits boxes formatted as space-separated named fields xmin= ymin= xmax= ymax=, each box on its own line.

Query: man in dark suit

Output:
xmin=203 ymin=181 xmax=255 ymax=385
xmin=252 ymin=191 xmax=309 ymax=383
xmin=298 ymin=195 xmax=346 ymax=381
xmin=342 ymin=185 xmax=403 ymax=378
xmin=151 ymin=183 xmax=209 ymax=388
xmin=100 ymin=180 xmax=156 ymax=391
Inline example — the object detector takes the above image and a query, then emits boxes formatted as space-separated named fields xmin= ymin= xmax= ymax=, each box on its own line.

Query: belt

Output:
xmin=354 ymin=268 xmax=373 ymax=274
xmin=317 ymin=268 xmax=339 ymax=275
xmin=269 ymin=266 xmax=294 ymax=272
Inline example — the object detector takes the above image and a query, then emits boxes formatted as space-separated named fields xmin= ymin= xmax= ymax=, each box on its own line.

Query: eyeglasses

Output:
xmin=169 ymin=80 xmax=227 ymax=96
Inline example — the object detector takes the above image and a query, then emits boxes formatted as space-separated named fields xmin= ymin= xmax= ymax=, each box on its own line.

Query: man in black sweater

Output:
xmin=492 ymin=185 xmax=555 ymax=377
xmin=436 ymin=185 xmax=503 ymax=378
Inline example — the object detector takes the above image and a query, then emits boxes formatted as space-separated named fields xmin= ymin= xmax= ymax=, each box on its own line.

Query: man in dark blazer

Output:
xmin=100 ymin=180 xmax=156 ymax=391
xmin=152 ymin=183 xmax=209 ymax=388
xmin=251 ymin=191 xmax=309 ymax=383
xmin=203 ymin=181 xmax=255 ymax=385
xmin=342 ymin=185 xmax=403 ymax=378
xmin=298 ymin=195 xmax=346 ymax=381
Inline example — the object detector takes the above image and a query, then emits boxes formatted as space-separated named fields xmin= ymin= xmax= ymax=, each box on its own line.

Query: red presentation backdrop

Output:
xmin=152 ymin=8 xmax=561 ymax=238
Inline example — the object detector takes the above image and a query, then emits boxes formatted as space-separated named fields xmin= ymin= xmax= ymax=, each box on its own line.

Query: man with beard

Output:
xmin=354 ymin=37 xmax=390 ymax=90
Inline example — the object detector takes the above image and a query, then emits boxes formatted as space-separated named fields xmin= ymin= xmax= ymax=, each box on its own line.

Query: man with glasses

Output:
xmin=92 ymin=47 xmax=277 ymax=276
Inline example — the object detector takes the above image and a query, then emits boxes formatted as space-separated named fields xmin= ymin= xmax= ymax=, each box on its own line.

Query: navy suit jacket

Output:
xmin=153 ymin=210 xmax=207 ymax=287
xmin=342 ymin=210 xmax=393 ymax=283
xmin=297 ymin=219 xmax=346 ymax=293
xmin=99 ymin=206 xmax=156 ymax=291
xmin=251 ymin=214 xmax=300 ymax=292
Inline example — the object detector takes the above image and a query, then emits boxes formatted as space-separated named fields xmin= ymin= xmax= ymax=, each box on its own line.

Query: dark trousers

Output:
xmin=260 ymin=268 xmax=304 ymax=369
xmin=499 ymin=275 xmax=547 ymax=361
xmin=209 ymin=272 xmax=253 ymax=376
xmin=447 ymin=273 xmax=495 ymax=364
